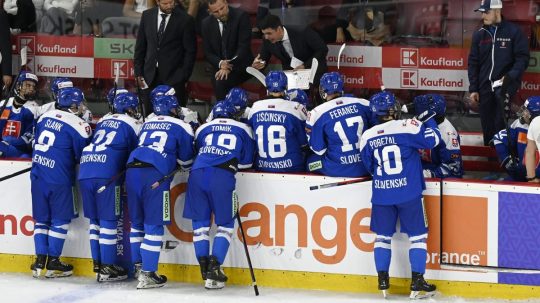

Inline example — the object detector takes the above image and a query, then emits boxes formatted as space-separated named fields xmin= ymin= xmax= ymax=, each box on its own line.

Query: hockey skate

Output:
xmin=133 ymin=262 xmax=142 ymax=280
xmin=93 ymin=260 xmax=101 ymax=274
xmin=137 ymin=271 xmax=167 ymax=289
xmin=409 ymin=272 xmax=436 ymax=299
xmin=198 ymin=256 xmax=209 ymax=280
xmin=205 ymin=255 xmax=228 ymax=290
xmin=45 ymin=257 xmax=73 ymax=278
xmin=30 ymin=255 xmax=47 ymax=278
xmin=97 ymin=264 xmax=128 ymax=282
xmin=377 ymin=271 xmax=390 ymax=298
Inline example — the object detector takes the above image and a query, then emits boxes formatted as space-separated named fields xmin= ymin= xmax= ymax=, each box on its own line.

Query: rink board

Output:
xmin=1 ymin=160 xmax=540 ymax=299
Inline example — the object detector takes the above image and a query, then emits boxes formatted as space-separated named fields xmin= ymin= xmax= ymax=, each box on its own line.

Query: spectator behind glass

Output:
xmin=255 ymin=0 xmax=305 ymax=37
xmin=343 ymin=5 xmax=391 ymax=46
xmin=40 ymin=0 xmax=78 ymax=35
xmin=309 ymin=5 xmax=344 ymax=44
xmin=3 ymin=0 xmax=37 ymax=33
xmin=123 ymin=0 xmax=155 ymax=18
xmin=178 ymin=0 xmax=207 ymax=35
xmin=72 ymin=0 xmax=102 ymax=36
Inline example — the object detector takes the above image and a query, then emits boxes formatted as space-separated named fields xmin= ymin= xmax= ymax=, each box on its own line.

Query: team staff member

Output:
xmin=134 ymin=0 xmax=197 ymax=111
xmin=468 ymin=0 xmax=529 ymax=146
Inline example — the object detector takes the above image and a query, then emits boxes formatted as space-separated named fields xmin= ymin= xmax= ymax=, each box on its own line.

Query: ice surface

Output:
xmin=0 ymin=273 xmax=536 ymax=303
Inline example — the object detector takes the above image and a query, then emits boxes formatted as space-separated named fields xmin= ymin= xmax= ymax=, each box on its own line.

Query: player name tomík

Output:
xmin=33 ymin=154 xmax=56 ymax=168
xmin=143 ymin=122 xmax=171 ymax=130
xmin=211 ymin=125 xmax=232 ymax=132
xmin=255 ymin=112 xmax=287 ymax=123
xmin=369 ymin=136 xmax=396 ymax=149
xmin=44 ymin=119 xmax=63 ymax=132
xmin=258 ymin=158 xmax=293 ymax=169
xmin=80 ymin=154 xmax=107 ymax=164
xmin=329 ymin=104 xmax=359 ymax=120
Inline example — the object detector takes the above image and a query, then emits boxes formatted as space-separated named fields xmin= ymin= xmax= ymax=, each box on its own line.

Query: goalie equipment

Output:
xmin=30 ymin=254 xmax=47 ymax=278
xmin=45 ymin=257 xmax=73 ymax=278
xmin=137 ymin=271 xmax=167 ymax=289
xmin=97 ymin=264 xmax=128 ymax=282
xmin=205 ymin=255 xmax=228 ymax=290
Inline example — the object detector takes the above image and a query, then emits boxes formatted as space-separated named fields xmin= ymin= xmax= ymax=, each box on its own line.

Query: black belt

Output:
xmin=215 ymin=158 xmax=238 ymax=174
xmin=127 ymin=161 xmax=154 ymax=168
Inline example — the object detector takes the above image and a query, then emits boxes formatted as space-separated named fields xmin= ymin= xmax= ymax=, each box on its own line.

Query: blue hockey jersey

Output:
xmin=306 ymin=96 xmax=372 ymax=176
xmin=192 ymin=118 xmax=254 ymax=171
xmin=419 ymin=119 xmax=463 ymax=178
xmin=493 ymin=119 xmax=536 ymax=181
xmin=128 ymin=115 xmax=195 ymax=176
xmin=79 ymin=114 xmax=142 ymax=180
xmin=31 ymin=109 xmax=92 ymax=184
xmin=0 ymin=97 xmax=35 ymax=155
xmin=248 ymin=98 xmax=307 ymax=172
xmin=360 ymin=118 xmax=441 ymax=205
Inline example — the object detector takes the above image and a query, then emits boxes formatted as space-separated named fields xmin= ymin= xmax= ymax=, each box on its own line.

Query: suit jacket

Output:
xmin=201 ymin=6 xmax=253 ymax=72
xmin=259 ymin=26 xmax=328 ymax=78
xmin=134 ymin=6 xmax=197 ymax=86
xmin=0 ymin=10 xmax=12 ymax=77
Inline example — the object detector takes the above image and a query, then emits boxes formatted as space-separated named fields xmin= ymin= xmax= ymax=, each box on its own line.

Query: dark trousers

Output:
xmin=211 ymin=68 xmax=251 ymax=101
xmin=479 ymin=90 xmax=506 ymax=146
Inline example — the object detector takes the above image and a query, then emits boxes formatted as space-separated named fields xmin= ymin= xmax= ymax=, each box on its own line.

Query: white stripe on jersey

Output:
xmin=360 ymin=119 xmax=423 ymax=151
xmin=195 ymin=118 xmax=254 ymax=140
xmin=307 ymin=96 xmax=370 ymax=126
xmin=145 ymin=114 xmax=194 ymax=137
xmin=248 ymin=98 xmax=307 ymax=121
xmin=37 ymin=109 xmax=91 ymax=139
xmin=101 ymin=113 xmax=142 ymax=135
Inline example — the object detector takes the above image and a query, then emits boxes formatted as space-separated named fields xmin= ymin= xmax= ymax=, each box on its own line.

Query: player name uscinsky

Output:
xmin=255 ymin=112 xmax=287 ymax=123
xmin=369 ymin=136 xmax=396 ymax=149
xmin=44 ymin=119 xmax=63 ymax=132
xmin=329 ymin=105 xmax=359 ymax=119
xmin=143 ymin=123 xmax=171 ymax=130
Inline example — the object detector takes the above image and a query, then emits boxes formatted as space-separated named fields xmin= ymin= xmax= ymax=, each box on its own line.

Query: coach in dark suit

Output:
xmin=134 ymin=0 xmax=196 ymax=110
xmin=202 ymin=0 xmax=253 ymax=100
xmin=251 ymin=14 xmax=328 ymax=84
xmin=0 ymin=10 xmax=13 ymax=93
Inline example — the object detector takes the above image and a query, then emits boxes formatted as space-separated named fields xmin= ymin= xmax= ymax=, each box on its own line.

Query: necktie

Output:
xmin=157 ymin=13 xmax=167 ymax=44
xmin=278 ymin=40 xmax=291 ymax=61
xmin=220 ymin=21 xmax=228 ymax=58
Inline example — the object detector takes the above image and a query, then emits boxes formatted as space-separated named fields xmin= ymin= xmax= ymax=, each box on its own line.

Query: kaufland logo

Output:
xmin=401 ymin=48 xmax=418 ymax=67
xmin=18 ymin=36 xmax=35 ymax=54
xmin=111 ymin=60 xmax=129 ymax=78
xmin=401 ymin=69 xmax=418 ymax=88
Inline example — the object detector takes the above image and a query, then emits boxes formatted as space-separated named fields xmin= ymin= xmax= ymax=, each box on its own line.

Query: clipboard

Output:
xmin=284 ymin=69 xmax=311 ymax=90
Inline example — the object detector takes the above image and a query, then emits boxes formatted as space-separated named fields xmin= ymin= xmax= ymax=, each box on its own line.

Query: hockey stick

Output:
xmin=246 ymin=67 xmax=266 ymax=87
xmin=150 ymin=167 xmax=181 ymax=189
xmin=309 ymin=177 xmax=369 ymax=191
xmin=308 ymin=58 xmax=318 ymax=84
xmin=337 ymin=43 xmax=346 ymax=70
xmin=96 ymin=169 xmax=127 ymax=194
xmin=109 ymin=62 xmax=120 ymax=114
xmin=440 ymin=263 xmax=540 ymax=274
xmin=133 ymin=60 xmax=146 ymax=123
xmin=494 ymin=79 xmax=517 ymax=160
xmin=236 ymin=212 xmax=259 ymax=296
xmin=0 ymin=167 xmax=31 ymax=182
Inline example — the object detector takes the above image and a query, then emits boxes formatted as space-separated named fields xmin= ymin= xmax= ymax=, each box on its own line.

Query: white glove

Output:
xmin=423 ymin=169 xmax=433 ymax=178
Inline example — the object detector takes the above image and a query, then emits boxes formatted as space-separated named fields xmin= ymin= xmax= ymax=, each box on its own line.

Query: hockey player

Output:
xmin=126 ymin=94 xmax=195 ymax=289
xmin=206 ymin=87 xmax=250 ymax=123
xmin=79 ymin=92 xmax=142 ymax=282
xmin=359 ymin=91 xmax=439 ymax=299
xmin=286 ymin=88 xmax=309 ymax=108
xmin=30 ymin=77 xmax=93 ymax=123
xmin=30 ymin=87 xmax=92 ymax=278
xmin=306 ymin=71 xmax=372 ymax=177
xmin=413 ymin=94 xmax=463 ymax=178
xmin=0 ymin=71 xmax=38 ymax=158
xmin=183 ymin=102 xmax=255 ymax=290
xmin=248 ymin=71 xmax=308 ymax=172
xmin=103 ymin=87 xmax=129 ymax=118
xmin=149 ymin=85 xmax=200 ymax=130
xmin=494 ymin=96 xmax=540 ymax=181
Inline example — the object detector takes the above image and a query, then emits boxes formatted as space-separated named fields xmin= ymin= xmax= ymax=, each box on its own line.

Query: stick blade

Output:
xmin=309 ymin=58 xmax=318 ymax=84
xmin=337 ymin=43 xmax=346 ymax=70
xmin=20 ymin=46 xmax=28 ymax=67
xmin=246 ymin=67 xmax=267 ymax=87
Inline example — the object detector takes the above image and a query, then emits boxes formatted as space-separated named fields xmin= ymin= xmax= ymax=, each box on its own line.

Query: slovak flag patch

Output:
xmin=3 ymin=120 xmax=21 ymax=137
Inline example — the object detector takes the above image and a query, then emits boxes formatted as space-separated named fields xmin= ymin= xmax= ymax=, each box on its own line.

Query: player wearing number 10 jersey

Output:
xmin=359 ymin=91 xmax=439 ymax=299
xmin=248 ymin=71 xmax=308 ymax=172
xmin=78 ymin=92 xmax=142 ymax=282
xmin=306 ymin=72 xmax=372 ymax=177
xmin=184 ymin=102 xmax=255 ymax=290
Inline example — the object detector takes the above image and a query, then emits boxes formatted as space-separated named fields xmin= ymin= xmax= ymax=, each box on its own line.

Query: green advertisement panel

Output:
xmin=94 ymin=38 xmax=136 ymax=59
